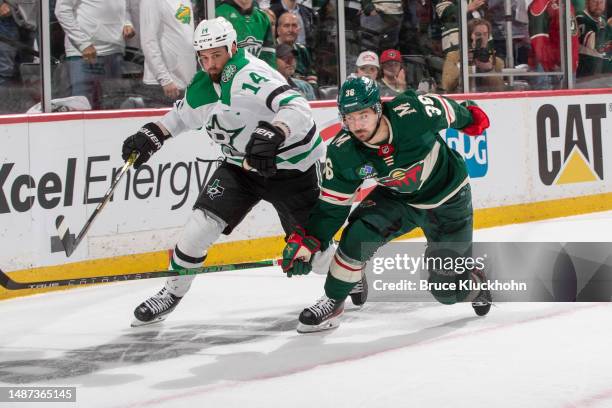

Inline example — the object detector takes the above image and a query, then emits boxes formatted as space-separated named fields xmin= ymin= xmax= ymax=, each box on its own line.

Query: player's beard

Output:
xmin=352 ymin=128 xmax=376 ymax=143
xmin=209 ymin=71 xmax=221 ymax=83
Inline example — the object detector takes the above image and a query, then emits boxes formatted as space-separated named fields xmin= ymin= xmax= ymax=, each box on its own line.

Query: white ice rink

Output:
xmin=1 ymin=211 xmax=612 ymax=408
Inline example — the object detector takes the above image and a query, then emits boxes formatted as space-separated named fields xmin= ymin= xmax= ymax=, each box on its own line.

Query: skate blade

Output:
xmin=296 ymin=318 xmax=340 ymax=334
xmin=130 ymin=315 xmax=168 ymax=327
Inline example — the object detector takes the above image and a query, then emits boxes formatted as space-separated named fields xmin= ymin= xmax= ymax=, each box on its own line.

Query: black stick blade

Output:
xmin=0 ymin=269 xmax=21 ymax=290
xmin=55 ymin=215 xmax=75 ymax=257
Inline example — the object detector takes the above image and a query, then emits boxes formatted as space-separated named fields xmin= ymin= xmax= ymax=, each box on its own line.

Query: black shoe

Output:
xmin=471 ymin=269 xmax=492 ymax=316
xmin=349 ymin=275 xmax=368 ymax=306
xmin=132 ymin=287 xmax=182 ymax=327
xmin=297 ymin=296 xmax=344 ymax=333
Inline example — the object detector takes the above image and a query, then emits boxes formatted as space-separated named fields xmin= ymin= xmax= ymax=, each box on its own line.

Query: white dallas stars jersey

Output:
xmin=159 ymin=49 xmax=324 ymax=172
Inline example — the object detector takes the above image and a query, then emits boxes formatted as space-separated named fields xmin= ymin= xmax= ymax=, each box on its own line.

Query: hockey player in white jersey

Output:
xmin=122 ymin=17 xmax=364 ymax=326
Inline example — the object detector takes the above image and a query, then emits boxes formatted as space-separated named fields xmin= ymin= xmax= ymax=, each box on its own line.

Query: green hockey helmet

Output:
xmin=337 ymin=76 xmax=382 ymax=116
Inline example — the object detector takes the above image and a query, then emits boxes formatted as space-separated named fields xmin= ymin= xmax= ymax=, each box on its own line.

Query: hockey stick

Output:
xmin=55 ymin=153 xmax=137 ymax=257
xmin=0 ymin=259 xmax=282 ymax=290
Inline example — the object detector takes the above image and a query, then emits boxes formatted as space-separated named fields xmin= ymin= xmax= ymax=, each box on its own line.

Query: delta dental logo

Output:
xmin=536 ymin=104 xmax=607 ymax=185
xmin=442 ymin=129 xmax=488 ymax=178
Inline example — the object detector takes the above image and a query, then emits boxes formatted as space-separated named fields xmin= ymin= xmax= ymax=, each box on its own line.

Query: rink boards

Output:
xmin=0 ymin=89 xmax=611 ymax=298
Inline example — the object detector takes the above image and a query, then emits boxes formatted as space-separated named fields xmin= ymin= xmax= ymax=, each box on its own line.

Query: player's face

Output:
xmin=344 ymin=107 xmax=378 ymax=142
xmin=356 ymin=65 xmax=379 ymax=81
xmin=198 ymin=47 xmax=231 ymax=82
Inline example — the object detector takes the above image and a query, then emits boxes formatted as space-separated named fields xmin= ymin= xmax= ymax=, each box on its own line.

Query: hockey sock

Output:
xmin=324 ymin=272 xmax=355 ymax=301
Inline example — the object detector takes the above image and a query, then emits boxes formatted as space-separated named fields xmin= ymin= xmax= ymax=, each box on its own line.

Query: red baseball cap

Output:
xmin=380 ymin=49 xmax=402 ymax=64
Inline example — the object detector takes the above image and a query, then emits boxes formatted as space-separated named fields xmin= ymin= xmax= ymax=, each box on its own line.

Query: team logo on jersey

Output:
xmin=206 ymin=179 xmax=225 ymax=200
xmin=393 ymin=103 xmax=416 ymax=117
xmin=175 ymin=4 xmax=191 ymax=24
xmin=221 ymin=64 xmax=238 ymax=83
xmin=378 ymin=163 xmax=423 ymax=193
xmin=206 ymin=114 xmax=244 ymax=146
xmin=359 ymin=199 xmax=377 ymax=208
xmin=536 ymin=103 xmax=606 ymax=185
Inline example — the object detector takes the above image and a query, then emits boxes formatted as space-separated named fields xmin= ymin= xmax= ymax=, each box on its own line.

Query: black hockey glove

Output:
xmin=122 ymin=122 xmax=168 ymax=169
xmin=244 ymin=121 xmax=286 ymax=178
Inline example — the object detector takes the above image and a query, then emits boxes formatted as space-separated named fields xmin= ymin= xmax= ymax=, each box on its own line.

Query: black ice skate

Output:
xmin=131 ymin=287 xmax=182 ymax=327
xmin=471 ymin=268 xmax=492 ymax=316
xmin=297 ymin=295 xmax=345 ymax=333
xmin=349 ymin=274 xmax=368 ymax=306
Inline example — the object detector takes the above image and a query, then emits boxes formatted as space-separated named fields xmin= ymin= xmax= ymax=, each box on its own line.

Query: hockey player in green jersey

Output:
xmin=281 ymin=76 xmax=492 ymax=333
xmin=216 ymin=0 xmax=277 ymax=68
xmin=120 ymin=17 xmax=355 ymax=327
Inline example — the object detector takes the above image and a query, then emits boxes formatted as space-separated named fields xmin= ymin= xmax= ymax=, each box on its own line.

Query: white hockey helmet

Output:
xmin=193 ymin=17 xmax=237 ymax=57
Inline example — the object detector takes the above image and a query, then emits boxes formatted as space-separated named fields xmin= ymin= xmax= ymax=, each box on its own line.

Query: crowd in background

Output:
xmin=0 ymin=0 xmax=609 ymax=113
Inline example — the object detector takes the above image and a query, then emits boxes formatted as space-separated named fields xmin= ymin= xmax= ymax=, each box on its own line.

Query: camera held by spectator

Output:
xmin=441 ymin=18 xmax=505 ymax=93
xmin=469 ymin=28 xmax=496 ymax=73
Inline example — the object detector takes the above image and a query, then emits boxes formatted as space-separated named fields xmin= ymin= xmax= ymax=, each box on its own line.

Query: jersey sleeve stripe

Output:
xmin=277 ymin=123 xmax=317 ymax=153
xmin=319 ymin=187 xmax=356 ymax=206
xmin=530 ymin=33 xmax=550 ymax=40
xmin=429 ymin=94 xmax=456 ymax=126
xmin=266 ymin=85 xmax=293 ymax=111
xmin=279 ymin=93 xmax=302 ymax=106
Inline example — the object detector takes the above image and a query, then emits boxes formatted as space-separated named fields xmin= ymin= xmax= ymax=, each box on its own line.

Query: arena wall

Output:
xmin=1 ymin=89 xmax=610 ymax=299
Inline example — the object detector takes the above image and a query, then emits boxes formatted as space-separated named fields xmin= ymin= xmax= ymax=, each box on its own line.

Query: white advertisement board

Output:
xmin=0 ymin=92 xmax=610 ymax=271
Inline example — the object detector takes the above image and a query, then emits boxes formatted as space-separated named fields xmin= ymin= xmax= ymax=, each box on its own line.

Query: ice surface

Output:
xmin=1 ymin=211 xmax=611 ymax=408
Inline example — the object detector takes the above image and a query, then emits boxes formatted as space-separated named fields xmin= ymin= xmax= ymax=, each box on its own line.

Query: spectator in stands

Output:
xmin=312 ymin=0 xmax=338 ymax=86
xmin=343 ymin=0 xmax=361 ymax=58
xmin=528 ymin=0 xmax=579 ymax=88
xmin=441 ymin=18 xmax=505 ymax=92
xmin=140 ymin=0 xmax=196 ymax=105
xmin=576 ymin=0 xmax=611 ymax=77
xmin=270 ymin=0 xmax=317 ymax=49
xmin=0 ymin=1 xmax=20 ymax=84
xmin=276 ymin=42 xmax=317 ymax=100
xmin=263 ymin=7 xmax=277 ymax=39
xmin=0 ymin=0 xmax=38 ymax=85
xmin=360 ymin=0 xmax=403 ymax=53
xmin=354 ymin=50 xmax=379 ymax=81
xmin=434 ymin=0 xmax=492 ymax=56
xmin=55 ymin=0 xmax=135 ymax=110
xmin=126 ymin=0 xmax=141 ymax=50
xmin=487 ymin=0 xmax=530 ymax=64
xmin=378 ymin=49 xmax=408 ymax=96
xmin=216 ymin=0 xmax=276 ymax=67
xmin=276 ymin=11 xmax=317 ymax=84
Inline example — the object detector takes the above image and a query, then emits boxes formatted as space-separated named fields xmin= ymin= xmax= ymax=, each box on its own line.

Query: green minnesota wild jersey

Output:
xmin=306 ymin=90 xmax=474 ymax=243
xmin=577 ymin=11 xmax=612 ymax=75
xmin=216 ymin=1 xmax=276 ymax=68
xmin=159 ymin=48 xmax=324 ymax=172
